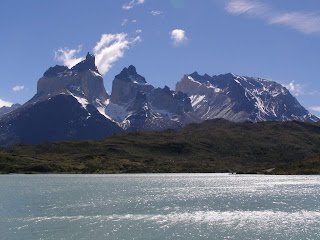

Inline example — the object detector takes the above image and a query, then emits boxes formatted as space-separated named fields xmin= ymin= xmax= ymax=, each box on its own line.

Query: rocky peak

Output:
xmin=176 ymin=74 xmax=212 ymax=95
xmin=71 ymin=52 xmax=99 ymax=73
xmin=43 ymin=65 xmax=69 ymax=77
xmin=189 ymin=72 xmax=212 ymax=84
xmin=110 ymin=66 xmax=153 ymax=104
xmin=115 ymin=65 xmax=146 ymax=84
xmin=162 ymin=86 xmax=172 ymax=95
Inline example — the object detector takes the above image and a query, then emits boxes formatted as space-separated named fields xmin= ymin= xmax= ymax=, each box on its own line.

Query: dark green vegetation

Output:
xmin=1 ymin=119 xmax=320 ymax=174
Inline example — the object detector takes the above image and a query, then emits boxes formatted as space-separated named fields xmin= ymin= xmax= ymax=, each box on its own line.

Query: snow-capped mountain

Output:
xmin=0 ymin=104 xmax=21 ymax=118
xmin=176 ymin=72 xmax=319 ymax=122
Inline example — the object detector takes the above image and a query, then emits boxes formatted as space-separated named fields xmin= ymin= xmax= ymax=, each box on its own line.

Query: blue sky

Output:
xmin=1 ymin=0 xmax=320 ymax=115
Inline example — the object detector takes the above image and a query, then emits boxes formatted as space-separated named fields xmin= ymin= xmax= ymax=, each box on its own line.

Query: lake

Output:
xmin=1 ymin=174 xmax=319 ymax=239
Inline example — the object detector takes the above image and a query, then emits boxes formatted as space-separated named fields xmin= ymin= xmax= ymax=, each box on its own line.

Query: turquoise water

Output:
xmin=1 ymin=174 xmax=320 ymax=239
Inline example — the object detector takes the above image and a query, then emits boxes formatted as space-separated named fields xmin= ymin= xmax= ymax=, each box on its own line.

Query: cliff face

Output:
xmin=110 ymin=65 xmax=154 ymax=105
xmin=37 ymin=53 xmax=108 ymax=105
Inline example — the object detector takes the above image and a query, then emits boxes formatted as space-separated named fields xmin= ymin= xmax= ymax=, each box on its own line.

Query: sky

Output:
xmin=0 ymin=0 xmax=320 ymax=115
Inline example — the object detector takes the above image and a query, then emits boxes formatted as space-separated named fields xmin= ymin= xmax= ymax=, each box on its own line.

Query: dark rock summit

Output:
xmin=115 ymin=65 xmax=146 ymax=84
xmin=43 ymin=65 xmax=69 ymax=77
xmin=71 ymin=52 xmax=99 ymax=73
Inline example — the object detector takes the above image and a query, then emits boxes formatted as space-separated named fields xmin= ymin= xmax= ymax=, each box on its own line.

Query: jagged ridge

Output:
xmin=176 ymin=72 xmax=318 ymax=122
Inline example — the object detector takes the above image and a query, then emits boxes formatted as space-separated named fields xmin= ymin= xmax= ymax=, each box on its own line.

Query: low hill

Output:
xmin=1 ymin=119 xmax=320 ymax=174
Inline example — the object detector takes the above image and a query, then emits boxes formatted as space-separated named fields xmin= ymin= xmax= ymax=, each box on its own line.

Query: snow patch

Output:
xmin=129 ymin=76 xmax=149 ymax=85
xmin=187 ymin=76 xmax=201 ymax=84
xmin=105 ymin=102 xmax=131 ymax=123
xmin=153 ymin=109 xmax=178 ymax=119
xmin=69 ymin=92 xmax=89 ymax=109
xmin=94 ymin=99 xmax=112 ymax=120
xmin=90 ymin=70 xmax=102 ymax=77
xmin=189 ymin=95 xmax=206 ymax=107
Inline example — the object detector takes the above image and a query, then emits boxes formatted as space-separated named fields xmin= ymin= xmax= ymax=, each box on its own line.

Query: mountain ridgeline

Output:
xmin=176 ymin=72 xmax=318 ymax=122
xmin=0 ymin=53 xmax=318 ymax=146
xmin=0 ymin=104 xmax=21 ymax=118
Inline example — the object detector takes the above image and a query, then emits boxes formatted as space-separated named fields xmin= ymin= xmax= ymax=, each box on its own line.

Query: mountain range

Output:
xmin=0 ymin=104 xmax=21 ymax=118
xmin=0 ymin=53 xmax=318 ymax=146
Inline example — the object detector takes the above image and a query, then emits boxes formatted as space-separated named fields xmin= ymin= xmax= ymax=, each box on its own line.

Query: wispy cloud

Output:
xmin=54 ymin=46 xmax=84 ymax=68
xmin=122 ymin=19 xmax=128 ymax=26
xmin=93 ymin=33 xmax=142 ymax=75
xmin=225 ymin=0 xmax=267 ymax=16
xmin=0 ymin=99 xmax=13 ymax=108
xmin=122 ymin=19 xmax=137 ymax=26
xmin=12 ymin=86 xmax=24 ymax=92
xmin=269 ymin=12 xmax=320 ymax=34
xmin=122 ymin=0 xmax=145 ymax=10
xmin=150 ymin=10 xmax=163 ymax=16
xmin=55 ymin=32 xmax=142 ymax=75
xmin=225 ymin=0 xmax=320 ymax=34
xmin=170 ymin=29 xmax=188 ymax=46
xmin=309 ymin=106 xmax=320 ymax=113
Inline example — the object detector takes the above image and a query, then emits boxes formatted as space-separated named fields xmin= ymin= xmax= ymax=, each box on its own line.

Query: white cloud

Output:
xmin=284 ymin=81 xmax=305 ymax=96
xmin=55 ymin=33 xmax=141 ymax=75
xmin=122 ymin=0 xmax=145 ymax=10
xmin=12 ymin=86 xmax=24 ymax=92
xmin=309 ymin=106 xmax=320 ymax=113
xmin=132 ymin=20 xmax=137 ymax=23
xmin=93 ymin=33 xmax=142 ymax=75
xmin=150 ymin=10 xmax=163 ymax=16
xmin=283 ymin=80 xmax=319 ymax=96
xmin=0 ymin=99 xmax=13 ymax=108
xmin=170 ymin=29 xmax=188 ymax=46
xmin=122 ymin=19 xmax=128 ymax=26
xmin=225 ymin=0 xmax=320 ymax=34
xmin=54 ymin=46 xmax=84 ymax=68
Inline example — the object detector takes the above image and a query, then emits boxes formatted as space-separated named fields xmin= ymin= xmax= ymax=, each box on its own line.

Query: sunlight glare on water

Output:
xmin=1 ymin=174 xmax=319 ymax=239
